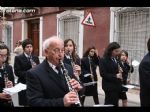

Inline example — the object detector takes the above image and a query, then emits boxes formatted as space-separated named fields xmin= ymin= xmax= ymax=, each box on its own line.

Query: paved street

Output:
xmin=90 ymin=68 xmax=141 ymax=107
xmin=84 ymin=92 xmax=140 ymax=107
xmin=83 ymin=67 xmax=140 ymax=107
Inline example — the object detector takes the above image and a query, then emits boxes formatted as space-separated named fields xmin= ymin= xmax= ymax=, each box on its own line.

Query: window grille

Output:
xmin=114 ymin=8 xmax=150 ymax=86
xmin=58 ymin=16 xmax=80 ymax=54
xmin=6 ymin=25 xmax=12 ymax=52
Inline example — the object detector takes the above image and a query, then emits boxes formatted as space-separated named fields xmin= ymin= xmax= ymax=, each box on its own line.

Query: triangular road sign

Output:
xmin=82 ymin=12 xmax=95 ymax=27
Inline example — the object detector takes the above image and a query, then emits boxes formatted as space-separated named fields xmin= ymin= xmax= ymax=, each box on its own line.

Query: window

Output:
xmin=112 ymin=7 xmax=150 ymax=86
xmin=5 ymin=25 xmax=12 ymax=52
xmin=57 ymin=10 xmax=84 ymax=58
xmin=2 ymin=22 xmax=13 ymax=53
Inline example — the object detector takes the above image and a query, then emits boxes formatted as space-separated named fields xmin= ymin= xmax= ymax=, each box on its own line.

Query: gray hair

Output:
xmin=42 ymin=35 xmax=63 ymax=51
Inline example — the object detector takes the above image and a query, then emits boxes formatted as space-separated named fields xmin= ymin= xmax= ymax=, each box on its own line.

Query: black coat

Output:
xmin=63 ymin=55 xmax=81 ymax=66
xmin=118 ymin=61 xmax=134 ymax=85
xmin=14 ymin=53 xmax=40 ymax=84
xmin=63 ymin=55 xmax=85 ymax=99
xmin=0 ymin=64 xmax=14 ymax=92
xmin=14 ymin=53 xmax=40 ymax=105
xmin=81 ymin=56 xmax=99 ymax=83
xmin=80 ymin=56 xmax=100 ymax=96
xmin=0 ymin=64 xmax=14 ymax=106
xmin=99 ymin=57 xmax=122 ymax=92
xmin=26 ymin=59 xmax=83 ymax=107
xmin=139 ymin=52 xmax=150 ymax=106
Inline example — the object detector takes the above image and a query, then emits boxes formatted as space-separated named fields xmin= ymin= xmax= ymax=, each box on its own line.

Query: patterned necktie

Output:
xmin=56 ymin=66 xmax=63 ymax=76
xmin=55 ymin=66 xmax=66 ymax=90
xmin=27 ymin=56 xmax=30 ymax=62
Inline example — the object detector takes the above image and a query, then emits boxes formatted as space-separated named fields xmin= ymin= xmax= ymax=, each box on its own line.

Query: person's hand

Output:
xmin=31 ymin=62 xmax=37 ymax=68
xmin=116 ymin=73 xmax=123 ymax=80
xmin=0 ymin=92 xmax=11 ymax=100
xmin=73 ymin=65 xmax=81 ymax=76
xmin=69 ymin=79 xmax=82 ymax=92
xmin=127 ymin=79 xmax=130 ymax=84
xmin=6 ymin=80 xmax=13 ymax=88
xmin=63 ymin=91 xmax=79 ymax=107
xmin=126 ymin=59 xmax=131 ymax=65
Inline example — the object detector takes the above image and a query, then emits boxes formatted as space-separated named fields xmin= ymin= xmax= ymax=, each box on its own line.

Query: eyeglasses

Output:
xmin=53 ymin=48 xmax=64 ymax=54
xmin=0 ymin=54 xmax=7 ymax=57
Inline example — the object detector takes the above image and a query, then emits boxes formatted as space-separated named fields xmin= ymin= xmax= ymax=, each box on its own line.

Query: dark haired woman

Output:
xmin=63 ymin=39 xmax=81 ymax=80
xmin=99 ymin=42 xmax=122 ymax=106
xmin=80 ymin=46 xmax=100 ymax=106
xmin=118 ymin=50 xmax=134 ymax=107
xmin=0 ymin=43 xmax=14 ymax=106
xmin=63 ymin=39 xmax=85 ymax=105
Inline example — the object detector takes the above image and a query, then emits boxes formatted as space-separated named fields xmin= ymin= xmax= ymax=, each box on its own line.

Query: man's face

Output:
xmin=24 ymin=44 xmax=33 ymax=55
xmin=0 ymin=49 xmax=8 ymax=65
xmin=45 ymin=41 xmax=64 ymax=66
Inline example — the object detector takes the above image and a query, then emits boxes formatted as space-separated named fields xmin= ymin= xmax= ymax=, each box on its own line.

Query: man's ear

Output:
xmin=44 ymin=49 xmax=48 ymax=56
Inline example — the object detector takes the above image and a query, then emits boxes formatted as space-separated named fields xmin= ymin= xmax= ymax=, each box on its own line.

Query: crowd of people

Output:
xmin=0 ymin=36 xmax=149 ymax=107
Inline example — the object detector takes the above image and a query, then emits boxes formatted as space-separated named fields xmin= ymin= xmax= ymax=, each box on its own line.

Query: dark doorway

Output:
xmin=27 ymin=19 xmax=39 ymax=56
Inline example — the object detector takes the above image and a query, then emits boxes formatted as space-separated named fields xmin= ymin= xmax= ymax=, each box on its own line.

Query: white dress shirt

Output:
xmin=47 ymin=61 xmax=59 ymax=74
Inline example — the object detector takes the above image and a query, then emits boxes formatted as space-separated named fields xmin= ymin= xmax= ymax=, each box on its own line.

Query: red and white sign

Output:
xmin=81 ymin=12 xmax=95 ymax=27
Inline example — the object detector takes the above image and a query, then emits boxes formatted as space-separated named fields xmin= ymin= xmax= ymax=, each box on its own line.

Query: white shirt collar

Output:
xmin=111 ymin=57 xmax=117 ymax=63
xmin=0 ymin=65 xmax=3 ymax=69
xmin=24 ymin=52 xmax=30 ymax=58
xmin=47 ymin=61 xmax=58 ymax=74
xmin=65 ymin=54 xmax=70 ymax=59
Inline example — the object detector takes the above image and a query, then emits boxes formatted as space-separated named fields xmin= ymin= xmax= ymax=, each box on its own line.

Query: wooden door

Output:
xmin=28 ymin=19 xmax=39 ymax=56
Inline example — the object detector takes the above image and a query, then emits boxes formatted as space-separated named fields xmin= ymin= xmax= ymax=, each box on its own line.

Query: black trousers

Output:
xmin=0 ymin=101 xmax=13 ymax=107
xmin=140 ymin=92 xmax=150 ymax=106
xmin=81 ymin=95 xmax=99 ymax=106
xmin=18 ymin=90 xmax=27 ymax=106
xmin=80 ymin=84 xmax=99 ymax=106
xmin=104 ymin=90 xmax=120 ymax=106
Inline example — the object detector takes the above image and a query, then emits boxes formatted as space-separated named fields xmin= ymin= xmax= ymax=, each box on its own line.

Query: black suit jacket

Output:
xmin=0 ymin=64 xmax=14 ymax=92
xmin=63 ymin=55 xmax=81 ymax=66
xmin=4 ymin=64 xmax=15 ymax=85
xmin=14 ymin=53 xmax=40 ymax=84
xmin=139 ymin=52 xmax=150 ymax=106
xmin=99 ymin=57 xmax=122 ymax=92
xmin=26 ymin=59 xmax=81 ymax=107
xmin=0 ymin=64 xmax=14 ymax=106
xmin=118 ymin=61 xmax=134 ymax=85
xmin=81 ymin=57 xmax=99 ymax=83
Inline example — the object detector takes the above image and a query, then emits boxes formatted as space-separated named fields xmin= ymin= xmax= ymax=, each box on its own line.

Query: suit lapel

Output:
xmin=22 ymin=53 xmax=30 ymax=62
xmin=31 ymin=55 xmax=39 ymax=65
xmin=109 ymin=58 xmax=118 ymax=73
xmin=44 ymin=60 xmax=68 ymax=92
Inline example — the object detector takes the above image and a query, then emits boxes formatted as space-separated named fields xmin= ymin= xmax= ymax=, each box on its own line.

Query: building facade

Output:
xmin=0 ymin=7 xmax=110 ymax=59
xmin=1 ymin=7 xmax=146 ymax=86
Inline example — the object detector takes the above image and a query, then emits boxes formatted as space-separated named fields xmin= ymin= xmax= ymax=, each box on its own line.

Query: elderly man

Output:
xmin=26 ymin=36 xmax=83 ymax=107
